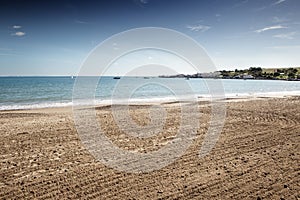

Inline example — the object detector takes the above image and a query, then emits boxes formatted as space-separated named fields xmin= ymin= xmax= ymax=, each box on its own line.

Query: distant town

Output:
xmin=159 ymin=67 xmax=300 ymax=81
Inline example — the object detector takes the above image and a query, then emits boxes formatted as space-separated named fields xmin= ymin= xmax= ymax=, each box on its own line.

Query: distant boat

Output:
xmin=71 ymin=76 xmax=74 ymax=79
xmin=113 ymin=77 xmax=121 ymax=79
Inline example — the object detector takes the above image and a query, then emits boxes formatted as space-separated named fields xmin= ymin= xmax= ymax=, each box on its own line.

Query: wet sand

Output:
xmin=0 ymin=97 xmax=299 ymax=199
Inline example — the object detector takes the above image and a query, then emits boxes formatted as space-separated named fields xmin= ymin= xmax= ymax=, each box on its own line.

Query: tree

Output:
xmin=274 ymin=72 xmax=280 ymax=77
xmin=277 ymin=69 xmax=283 ymax=73
xmin=249 ymin=67 xmax=262 ymax=77
xmin=288 ymin=72 xmax=295 ymax=79
xmin=293 ymin=68 xmax=298 ymax=74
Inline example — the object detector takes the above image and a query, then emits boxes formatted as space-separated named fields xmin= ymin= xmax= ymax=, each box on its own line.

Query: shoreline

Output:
xmin=1 ymin=91 xmax=300 ymax=112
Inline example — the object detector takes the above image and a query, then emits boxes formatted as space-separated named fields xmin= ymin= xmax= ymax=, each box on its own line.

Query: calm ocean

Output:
xmin=0 ymin=76 xmax=299 ymax=110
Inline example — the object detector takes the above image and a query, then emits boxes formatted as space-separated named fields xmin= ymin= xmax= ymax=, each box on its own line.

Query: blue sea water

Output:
xmin=0 ymin=76 xmax=299 ymax=110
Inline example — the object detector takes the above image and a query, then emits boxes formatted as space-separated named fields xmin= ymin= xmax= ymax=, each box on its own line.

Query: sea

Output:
xmin=0 ymin=76 xmax=299 ymax=110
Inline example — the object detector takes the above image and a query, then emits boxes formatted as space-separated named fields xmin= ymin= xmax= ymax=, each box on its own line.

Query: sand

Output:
xmin=0 ymin=97 xmax=299 ymax=199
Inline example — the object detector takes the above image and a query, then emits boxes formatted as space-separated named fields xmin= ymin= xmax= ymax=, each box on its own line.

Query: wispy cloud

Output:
xmin=273 ymin=32 xmax=296 ymax=39
xmin=215 ymin=14 xmax=221 ymax=22
xmin=11 ymin=31 xmax=26 ymax=36
xmin=253 ymin=6 xmax=267 ymax=12
xmin=140 ymin=0 xmax=148 ymax=4
xmin=13 ymin=25 xmax=22 ymax=29
xmin=0 ymin=48 xmax=12 ymax=51
xmin=74 ymin=20 xmax=89 ymax=24
xmin=0 ymin=48 xmax=21 ymax=56
xmin=133 ymin=0 xmax=148 ymax=7
xmin=255 ymin=0 xmax=287 ymax=12
xmin=186 ymin=24 xmax=211 ymax=32
xmin=272 ymin=16 xmax=289 ymax=23
xmin=0 ymin=53 xmax=21 ymax=56
xmin=273 ymin=0 xmax=286 ymax=5
xmin=266 ymin=45 xmax=300 ymax=49
xmin=254 ymin=25 xmax=287 ymax=33
xmin=232 ymin=0 xmax=248 ymax=8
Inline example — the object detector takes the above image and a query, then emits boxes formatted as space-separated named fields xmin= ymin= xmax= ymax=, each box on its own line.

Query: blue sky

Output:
xmin=0 ymin=0 xmax=300 ymax=75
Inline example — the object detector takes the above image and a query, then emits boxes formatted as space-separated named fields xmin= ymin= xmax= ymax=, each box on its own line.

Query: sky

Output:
xmin=0 ymin=0 xmax=300 ymax=76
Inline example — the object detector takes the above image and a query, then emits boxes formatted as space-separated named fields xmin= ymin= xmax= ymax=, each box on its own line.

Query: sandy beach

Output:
xmin=0 ymin=97 xmax=299 ymax=199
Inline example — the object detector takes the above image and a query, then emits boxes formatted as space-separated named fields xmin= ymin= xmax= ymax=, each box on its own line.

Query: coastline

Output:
xmin=0 ymin=96 xmax=299 ymax=199
xmin=1 ymin=90 xmax=300 ymax=111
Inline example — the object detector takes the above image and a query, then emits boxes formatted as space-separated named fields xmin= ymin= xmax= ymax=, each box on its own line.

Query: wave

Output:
xmin=0 ymin=91 xmax=299 ymax=111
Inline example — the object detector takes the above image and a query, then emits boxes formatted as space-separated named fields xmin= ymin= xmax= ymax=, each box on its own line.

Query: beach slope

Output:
xmin=0 ymin=97 xmax=299 ymax=199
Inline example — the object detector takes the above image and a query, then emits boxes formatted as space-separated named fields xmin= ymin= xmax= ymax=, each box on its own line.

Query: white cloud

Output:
xmin=273 ymin=32 xmax=296 ymax=39
xmin=12 ymin=32 xmax=26 ymax=36
xmin=266 ymin=45 xmax=300 ymax=50
xmin=0 ymin=48 xmax=12 ymax=51
xmin=215 ymin=14 xmax=221 ymax=22
xmin=133 ymin=0 xmax=148 ymax=8
xmin=232 ymin=0 xmax=248 ymax=8
xmin=112 ymin=43 xmax=119 ymax=50
xmin=186 ymin=25 xmax=211 ymax=32
xmin=253 ymin=6 xmax=267 ymax=12
xmin=255 ymin=0 xmax=287 ymax=12
xmin=74 ymin=20 xmax=89 ymax=24
xmin=272 ymin=16 xmax=288 ymax=23
xmin=13 ymin=25 xmax=22 ymax=29
xmin=0 ymin=53 xmax=20 ymax=56
xmin=273 ymin=0 xmax=286 ymax=5
xmin=254 ymin=25 xmax=287 ymax=33
xmin=140 ymin=0 xmax=148 ymax=4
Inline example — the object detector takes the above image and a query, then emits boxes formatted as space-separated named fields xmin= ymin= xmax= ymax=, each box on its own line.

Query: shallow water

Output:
xmin=0 ymin=76 xmax=299 ymax=110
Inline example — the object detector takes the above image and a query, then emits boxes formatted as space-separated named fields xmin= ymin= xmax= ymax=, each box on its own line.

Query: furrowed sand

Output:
xmin=0 ymin=97 xmax=299 ymax=199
